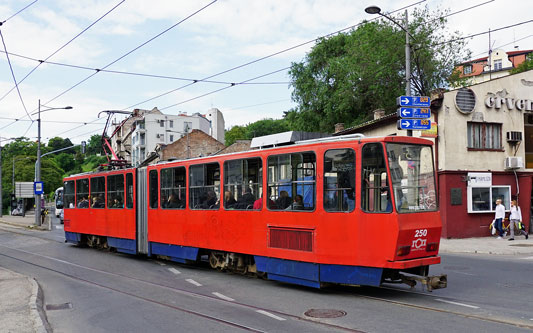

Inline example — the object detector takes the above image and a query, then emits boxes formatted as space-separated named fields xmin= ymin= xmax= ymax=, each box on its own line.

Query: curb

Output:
xmin=29 ymin=278 xmax=48 ymax=333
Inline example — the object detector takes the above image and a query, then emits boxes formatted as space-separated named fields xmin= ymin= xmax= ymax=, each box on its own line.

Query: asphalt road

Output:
xmin=0 ymin=216 xmax=532 ymax=332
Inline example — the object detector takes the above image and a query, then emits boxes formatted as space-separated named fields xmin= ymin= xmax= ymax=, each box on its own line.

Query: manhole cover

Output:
xmin=304 ymin=309 xmax=346 ymax=318
xmin=46 ymin=303 xmax=72 ymax=311
xmin=509 ymin=244 xmax=533 ymax=247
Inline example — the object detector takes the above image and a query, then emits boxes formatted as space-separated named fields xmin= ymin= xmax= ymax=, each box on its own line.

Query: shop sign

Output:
xmin=467 ymin=172 xmax=492 ymax=187
xmin=485 ymin=90 xmax=533 ymax=111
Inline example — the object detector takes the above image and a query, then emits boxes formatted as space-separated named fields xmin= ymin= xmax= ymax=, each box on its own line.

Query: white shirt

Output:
xmin=510 ymin=205 xmax=522 ymax=221
xmin=495 ymin=203 xmax=505 ymax=219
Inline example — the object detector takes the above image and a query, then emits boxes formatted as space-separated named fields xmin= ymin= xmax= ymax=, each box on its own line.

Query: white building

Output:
xmin=111 ymin=107 xmax=225 ymax=166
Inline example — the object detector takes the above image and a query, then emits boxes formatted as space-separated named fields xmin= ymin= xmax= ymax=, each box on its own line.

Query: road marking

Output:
xmin=168 ymin=268 xmax=181 ymax=275
xmin=186 ymin=278 xmax=202 ymax=287
xmin=453 ymin=271 xmax=475 ymax=276
xmin=156 ymin=261 xmax=166 ymax=266
xmin=212 ymin=292 xmax=234 ymax=301
xmin=521 ymin=256 xmax=533 ymax=260
xmin=435 ymin=298 xmax=479 ymax=309
xmin=256 ymin=310 xmax=286 ymax=321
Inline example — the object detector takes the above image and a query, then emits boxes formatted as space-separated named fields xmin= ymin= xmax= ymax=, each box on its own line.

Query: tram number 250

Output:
xmin=414 ymin=229 xmax=428 ymax=237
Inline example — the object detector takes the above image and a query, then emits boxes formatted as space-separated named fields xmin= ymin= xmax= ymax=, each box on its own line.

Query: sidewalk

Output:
xmin=439 ymin=235 xmax=533 ymax=255
xmin=0 ymin=214 xmax=51 ymax=230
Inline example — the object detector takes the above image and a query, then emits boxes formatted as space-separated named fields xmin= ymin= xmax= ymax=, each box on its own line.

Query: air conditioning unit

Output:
xmin=504 ymin=156 xmax=523 ymax=169
xmin=506 ymin=131 xmax=522 ymax=142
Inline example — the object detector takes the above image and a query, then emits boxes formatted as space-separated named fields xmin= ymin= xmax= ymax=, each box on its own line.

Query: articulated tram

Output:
xmin=63 ymin=134 xmax=446 ymax=290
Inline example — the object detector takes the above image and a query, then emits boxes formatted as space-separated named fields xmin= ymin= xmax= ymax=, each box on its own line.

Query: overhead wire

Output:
xmin=0 ymin=50 xmax=290 ymax=85
xmin=0 ymin=0 xmax=39 ymax=24
xmin=0 ymin=0 xmax=127 ymax=104
xmin=0 ymin=0 xmax=217 ymax=132
xmin=0 ymin=29 xmax=31 ymax=119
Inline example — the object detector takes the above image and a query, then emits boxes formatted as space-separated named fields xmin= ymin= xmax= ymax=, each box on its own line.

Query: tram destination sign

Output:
xmin=397 ymin=107 xmax=431 ymax=119
xmin=397 ymin=119 xmax=431 ymax=130
xmin=396 ymin=96 xmax=431 ymax=108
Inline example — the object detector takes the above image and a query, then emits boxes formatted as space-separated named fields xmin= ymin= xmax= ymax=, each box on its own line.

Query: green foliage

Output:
xmin=225 ymin=125 xmax=247 ymax=146
xmin=225 ymin=119 xmax=290 ymax=146
xmin=287 ymin=6 xmax=471 ymax=132
xmin=510 ymin=53 xmax=533 ymax=75
xmin=47 ymin=137 xmax=74 ymax=154
xmin=54 ymin=153 xmax=76 ymax=173
xmin=82 ymin=155 xmax=107 ymax=172
xmin=86 ymin=134 xmax=105 ymax=155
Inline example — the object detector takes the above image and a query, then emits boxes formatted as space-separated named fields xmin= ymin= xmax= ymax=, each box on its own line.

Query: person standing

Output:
xmin=509 ymin=199 xmax=529 ymax=241
xmin=494 ymin=198 xmax=506 ymax=239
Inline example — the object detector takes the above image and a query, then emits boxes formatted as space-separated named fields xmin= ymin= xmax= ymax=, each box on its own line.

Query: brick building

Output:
xmin=159 ymin=129 xmax=225 ymax=161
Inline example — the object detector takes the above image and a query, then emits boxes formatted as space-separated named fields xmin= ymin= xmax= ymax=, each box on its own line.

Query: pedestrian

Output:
xmin=509 ymin=199 xmax=528 ymax=241
xmin=494 ymin=198 xmax=505 ymax=239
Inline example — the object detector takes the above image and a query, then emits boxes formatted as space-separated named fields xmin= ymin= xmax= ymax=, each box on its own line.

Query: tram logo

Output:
xmin=411 ymin=238 xmax=427 ymax=251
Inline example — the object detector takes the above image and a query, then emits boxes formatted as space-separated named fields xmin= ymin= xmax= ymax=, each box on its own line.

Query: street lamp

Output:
xmin=365 ymin=5 xmax=414 ymax=136
xmin=33 ymin=100 xmax=72 ymax=226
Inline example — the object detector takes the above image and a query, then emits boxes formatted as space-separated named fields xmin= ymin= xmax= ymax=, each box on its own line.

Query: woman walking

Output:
xmin=509 ymin=199 xmax=529 ymax=241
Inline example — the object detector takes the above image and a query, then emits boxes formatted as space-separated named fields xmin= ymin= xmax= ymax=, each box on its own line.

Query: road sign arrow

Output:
xmin=401 ymin=98 xmax=409 ymax=105
xmin=402 ymin=121 xmax=410 ymax=127
xmin=401 ymin=109 xmax=409 ymax=116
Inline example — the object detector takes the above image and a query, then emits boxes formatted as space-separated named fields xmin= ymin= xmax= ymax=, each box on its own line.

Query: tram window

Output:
xmin=126 ymin=173 xmax=133 ymax=209
xmin=75 ymin=179 xmax=89 ymax=209
xmin=361 ymin=143 xmax=391 ymax=213
xmin=107 ymin=174 xmax=124 ymax=209
xmin=223 ymin=158 xmax=262 ymax=210
xmin=64 ymin=181 xmax=75 ymax=209
xmin=161 ymin=166 xmax=186 ymax=209
xmin=90 ymin=177 xmax=106 ymax=209
xmin=189 ymin=163 xmax=220 ymax=210
xmin=149 ymin=170 xmax=158 ymax=209
xmin=324 ymin=149 xmax=355 ymax=212
xmin=267 ymin=152 xmax=316 ymax=211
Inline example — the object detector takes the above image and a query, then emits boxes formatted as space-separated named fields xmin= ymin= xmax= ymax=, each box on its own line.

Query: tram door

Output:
xmin=137 ymin=167 xmax=149 ymax=254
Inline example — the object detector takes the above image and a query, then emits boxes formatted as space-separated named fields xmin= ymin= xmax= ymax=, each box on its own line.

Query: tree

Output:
xmin=287 ymin=6 xmax=471 ymax=132
xmin=225 ymin=125 xmax=247 ymax=146
xmin=510 ymin=53 xmax=533 ymax=75
xmin=54 ymin=153 xmax=76 ymax=173
xmin=225 ymin=119 xmax=290 ymax=146
xmin=86 ymin=134 xmax=105 ymax=155
xmin=47 ymin=137 xmax=74 ymax=154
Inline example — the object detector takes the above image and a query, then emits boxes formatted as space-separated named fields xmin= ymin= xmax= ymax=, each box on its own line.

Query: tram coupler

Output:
xmin=400 ymin=273 xmax=447 ymax=292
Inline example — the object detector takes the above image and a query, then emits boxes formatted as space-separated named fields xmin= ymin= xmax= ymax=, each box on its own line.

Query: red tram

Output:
xmin=64 ymin=134 xmax=447 ymax=290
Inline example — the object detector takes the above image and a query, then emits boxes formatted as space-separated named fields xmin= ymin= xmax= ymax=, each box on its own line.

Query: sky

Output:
xmin=0 ymin=0 xmax=531 ymax=145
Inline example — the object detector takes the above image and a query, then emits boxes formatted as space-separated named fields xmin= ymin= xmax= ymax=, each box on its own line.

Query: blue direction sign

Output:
xmin=396 ymin=96 xmax=431 ymax=107
xmin=397 ymin=119 xmax=431 ymax=130
xmin=397 ymin=107 xmax=431 ymax=119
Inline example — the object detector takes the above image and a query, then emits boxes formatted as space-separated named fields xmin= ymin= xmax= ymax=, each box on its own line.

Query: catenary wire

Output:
xmin=0 ymin=29 xmax=30 ymax=119
xmin=0 ymin=0 xmax=217 ymax=132
xmin=0 ymin=0 xmax=39 ymax=24
xmin=0 ymin=0 xmax=126 ymax=104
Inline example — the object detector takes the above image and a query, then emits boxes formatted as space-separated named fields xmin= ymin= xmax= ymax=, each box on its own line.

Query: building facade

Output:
xmin=337 ymin=69 xmax=533 ymax=238
xmin=455 ymin=49 xmax=532 ymax=85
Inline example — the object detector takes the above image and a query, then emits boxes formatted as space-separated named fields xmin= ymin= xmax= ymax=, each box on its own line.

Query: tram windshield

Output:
xmin=386 ymin=143 xmax=437 ymax=212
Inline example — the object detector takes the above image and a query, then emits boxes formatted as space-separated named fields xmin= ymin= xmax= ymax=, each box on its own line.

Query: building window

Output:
xmin=463 ymin=65 xmax=472 ymax=74
xmin=169 ymin=135 xmax=174 ymax=142
xmin=267 ymin=152 xmax=316 ymax=211
xmin=494 ymin=59 xmax=502 ymax=70
xmin=467 ymin=122 xmax=502 ymax=150
xmin=159 ymin=120 xmax=165 ymax=127
xmin=324 ymin=149 xmax=355 ymax=212
xmin=467 ymin=185 xmax=510 ymax=213
xmin=169 ymin=120 xmax=174 ymax=128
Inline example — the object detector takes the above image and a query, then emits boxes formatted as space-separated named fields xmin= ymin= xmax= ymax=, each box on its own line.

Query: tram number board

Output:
xmin=397 ymin=107 xmax=430 ymax=119
xmin=396 ymin=96 xmax=431 ymax=107
xmin=397 ymin=119 xmax=432 ymax=130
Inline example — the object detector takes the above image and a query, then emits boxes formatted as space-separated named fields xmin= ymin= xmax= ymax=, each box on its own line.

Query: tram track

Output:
xmin=1 ymin=229 xmax=531 ymax=331
xmin=0 ymin=244 xmax=362 ymax=333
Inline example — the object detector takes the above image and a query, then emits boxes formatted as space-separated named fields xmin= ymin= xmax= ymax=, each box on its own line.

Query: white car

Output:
xmin=59 ymin=209 xmax=64 ymax=224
